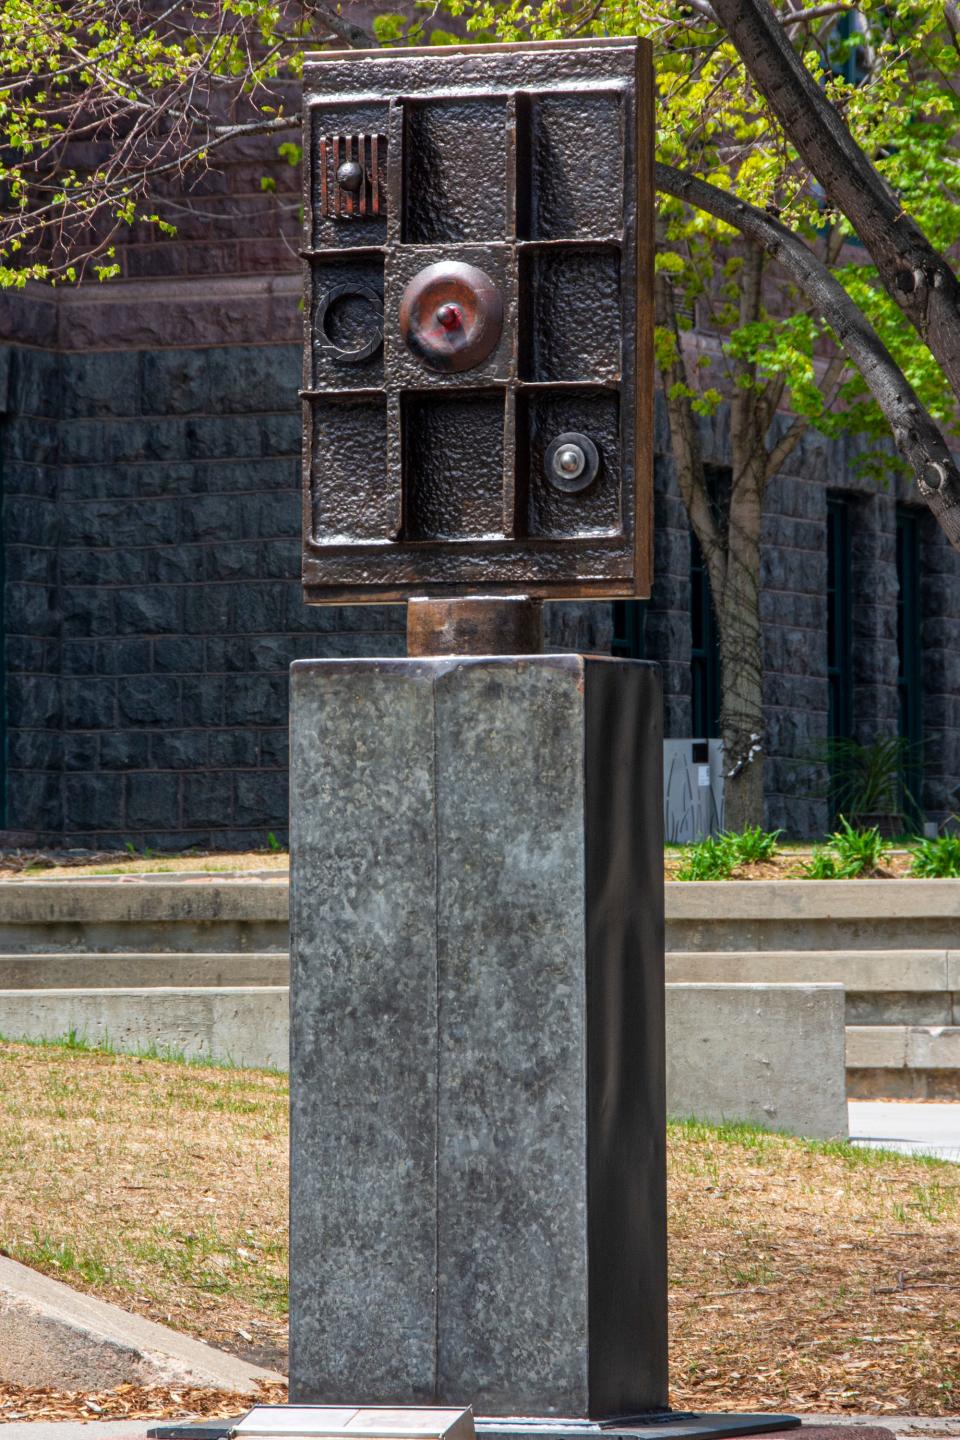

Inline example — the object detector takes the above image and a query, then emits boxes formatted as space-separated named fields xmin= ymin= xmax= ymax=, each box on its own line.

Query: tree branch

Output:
xmin=708 ymin=0 xmax=960 ymax=414
xmin=656 ymin=161 xmax=960 ymax=551
xmin=308 ymin=1 xmax=377 ymax=48
xmin=683 ymin=0 xmax=854 ymax=30
xmin=764 ymin=353 xmax=846 ymax=479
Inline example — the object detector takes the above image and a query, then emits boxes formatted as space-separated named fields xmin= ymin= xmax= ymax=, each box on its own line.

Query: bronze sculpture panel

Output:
xmin=300 ymin=36 xmax=654 ymax=603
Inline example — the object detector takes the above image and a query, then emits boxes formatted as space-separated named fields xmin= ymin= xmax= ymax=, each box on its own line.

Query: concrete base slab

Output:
xmin=0 ymin=1256 xmax=284 ymax=1392
xmin=0 ymin=1426 xmax=156 ymax=1440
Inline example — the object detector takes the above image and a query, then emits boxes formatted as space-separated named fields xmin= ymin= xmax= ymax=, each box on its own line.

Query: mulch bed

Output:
xmin=0 ymin=1379 xmax=288 ymax=1422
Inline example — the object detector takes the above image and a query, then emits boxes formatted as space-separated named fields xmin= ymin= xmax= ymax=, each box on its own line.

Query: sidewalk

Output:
xmin=1 ymin=1419 xmax=959 ymax=1440
xmin=849 ymin=1100 xmax=960 ymax=1161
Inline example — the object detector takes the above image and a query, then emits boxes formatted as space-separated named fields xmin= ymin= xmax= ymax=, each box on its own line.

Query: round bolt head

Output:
xmin=554 ymin=444 xmax=586 ymax=480
xmin=336 ymin=159 xmax=364 ymax=192
xmin=544 ymin=432 xmax=601 ymax=494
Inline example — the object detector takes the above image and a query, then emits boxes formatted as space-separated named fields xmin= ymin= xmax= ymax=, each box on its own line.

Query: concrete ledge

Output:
xmin=0 ymin=1254 xmax=284 ymax=1390
xmin=665 ymin=878 xmax=960 ymax=921
xmin=0 ymin=880 xmax=288 ymax=924
xmin=0 ymin=987 xmax=289 ymax=1069
xmin=667 ymin=949 xmax=948 ymax=991
xmin=846 ymin=1026 xmax=907 ymax=1070
xmin=665 ymin=982 xmax=848 ymax=1140
xmin=846 ymin=1025 xmax=960 ymax=1071
xmin=0 ymin=953 xmax=290 ymax=989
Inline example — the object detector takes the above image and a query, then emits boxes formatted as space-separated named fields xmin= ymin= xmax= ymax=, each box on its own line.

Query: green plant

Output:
xmin=729 ymin=825 xmax=781 ymax=865
xmin=674 ymin=827 xmax=781 ymax=880
xmin=910 ymin=832 xmax=960 ymax=878
xmin=802 ymin=817 xmax=892 ymax=879
xmin=814 ymin=736 xmax=924 ymax=830
xmin=266 ymin=832 xmax=282 ymax=853
xmin=675 ymin=835 xmax=734 ymax=881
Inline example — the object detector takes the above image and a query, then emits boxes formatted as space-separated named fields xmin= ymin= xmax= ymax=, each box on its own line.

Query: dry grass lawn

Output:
xmin=1 ymin=1040 xmax=959 ymax=1417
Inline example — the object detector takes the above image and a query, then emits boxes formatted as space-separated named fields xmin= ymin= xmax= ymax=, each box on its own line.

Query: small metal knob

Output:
xmin=436 ymin=303 xmax=462 ymax=331
xmin=544 ymin=432 xmax=600 ymax=493
xmin=336 ymin=160 xmax=364 ymax=192
xmin=554 ymin=444 xmax=586 ymax=480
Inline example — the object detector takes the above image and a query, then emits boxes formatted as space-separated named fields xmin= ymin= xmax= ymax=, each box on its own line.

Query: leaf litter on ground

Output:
xmin=2 ymin=1042 xmax=960 ymax=1416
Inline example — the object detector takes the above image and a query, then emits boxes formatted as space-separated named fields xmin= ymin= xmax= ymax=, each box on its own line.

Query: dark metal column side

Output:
xmin=584 ymin=659 xmax=667 ymax=1414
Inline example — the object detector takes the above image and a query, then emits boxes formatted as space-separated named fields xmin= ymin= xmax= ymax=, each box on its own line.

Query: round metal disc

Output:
xmin=544 ymin=432 xmax=601 ymax=493
xmin=398 ymin=261 xmax=504 ymax=373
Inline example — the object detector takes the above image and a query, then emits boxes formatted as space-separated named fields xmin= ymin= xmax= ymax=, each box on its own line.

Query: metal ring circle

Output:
xmin=317 ymin=283 xmax=383 ymax=364
xmin=544 ymin=432 xmax=601 ymax=493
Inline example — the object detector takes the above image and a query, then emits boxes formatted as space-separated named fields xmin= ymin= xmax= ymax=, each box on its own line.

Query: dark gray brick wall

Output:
xmin=4 ymin=344 xmax=960 ymax=845
xmin=3 ymin=342 xmax=409 ymax=848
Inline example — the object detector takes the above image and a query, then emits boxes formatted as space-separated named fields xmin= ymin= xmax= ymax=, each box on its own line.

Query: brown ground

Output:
xmin=662 ymin=851 xmax=916 ymax=881
xmin=1 ymin=1043 xmax=959 ymax=1418
xmin=0 ymin=847 xmax=922 ymax=881
xmin=0 ymin=848 xmax=289 ymax=880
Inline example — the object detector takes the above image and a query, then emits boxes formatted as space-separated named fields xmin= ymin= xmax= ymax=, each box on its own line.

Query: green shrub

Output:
xmin=910 ymin=832 xmax=960 ymax=878
xmin=730 ymin=825 xmax=782 ymax=865
xmin=802 ymin=816 xmax=891 ymax=879
xmin=807 ymin=735 xmax=925 ymax=832
xmin=674 ymin=827 xmax=782 ymax=881
xmin=675 ymin=835 xmax=735 ymax=881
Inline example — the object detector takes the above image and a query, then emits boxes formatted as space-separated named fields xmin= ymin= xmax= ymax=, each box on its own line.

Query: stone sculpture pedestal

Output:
xmin=288 ymin=652 xmax=666 ymax=1419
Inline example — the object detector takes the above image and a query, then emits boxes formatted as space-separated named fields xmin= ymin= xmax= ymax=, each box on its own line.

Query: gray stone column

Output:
xmin=289 ymin=654 xmax=666 ymax=1420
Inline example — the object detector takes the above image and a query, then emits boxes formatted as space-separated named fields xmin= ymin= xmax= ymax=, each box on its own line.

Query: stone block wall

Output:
xmin=1 ymin=333 xmax=608 ymax=849
xmin=639 ymin=410 xmax=960 ymax=835
xmin=3 ymin=338 xmax=408 ymax=848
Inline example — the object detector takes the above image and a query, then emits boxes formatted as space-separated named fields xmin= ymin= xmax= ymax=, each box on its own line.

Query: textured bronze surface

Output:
xmin=399 ymin=261 xmax=504 ymax=373
xmin=407 ymin=596 xmax=543 ymax=656
xmin=301 ymin=37 xmax=654 ymax=603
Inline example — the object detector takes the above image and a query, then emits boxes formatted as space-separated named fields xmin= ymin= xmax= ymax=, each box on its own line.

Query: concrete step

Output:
xmin=847 ymin=1024 xmax=960 ymax=1098
xmin=847 ymin=1024 xmax=960 ymax=1070
xmin=0 ymin=952 xmax=288 ymax=989
xmin=665 ymin=877 xmax=960 ymax=952
xmin=0 ymin=879 xmax=288 ymax=952
xmin=666 ymin=948 xmax=953 ymax=990
xmin=667 ymin=949 xmax=960 ymax=1026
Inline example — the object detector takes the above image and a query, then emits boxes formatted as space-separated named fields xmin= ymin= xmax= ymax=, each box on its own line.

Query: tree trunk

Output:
xmin=718 ymin=450 xmax=766 ymax=831
xmin=721 ymin=244 xmax=767 ymax=831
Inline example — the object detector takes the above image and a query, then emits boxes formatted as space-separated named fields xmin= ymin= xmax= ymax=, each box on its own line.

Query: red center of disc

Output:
xmin=436 ymin=303 xmax=462 ymax=331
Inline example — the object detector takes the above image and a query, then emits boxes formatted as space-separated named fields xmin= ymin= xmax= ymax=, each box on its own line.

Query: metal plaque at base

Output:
xmin=149 ymin=1412 xmax=800 ymax=1440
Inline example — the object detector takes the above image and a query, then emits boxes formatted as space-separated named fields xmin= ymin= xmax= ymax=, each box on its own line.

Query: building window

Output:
xmin=896 ymin=505 xmax=923 ymax=817
xmin=690 ymin=531 xmax=721 ymax=738
xmin=611 ymin=600 xmax=647 ymax=660
xmin=826 ymin=495 xmax=853 ymax=742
